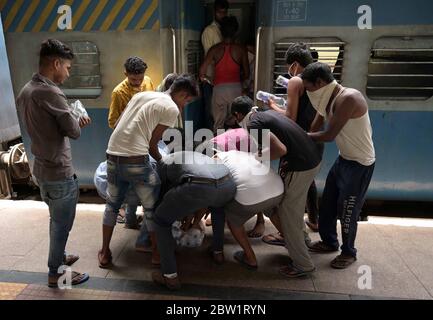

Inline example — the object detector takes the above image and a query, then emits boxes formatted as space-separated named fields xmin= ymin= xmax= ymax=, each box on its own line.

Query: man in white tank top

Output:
xmin=301 ymin=62 xmax=375 ymax=269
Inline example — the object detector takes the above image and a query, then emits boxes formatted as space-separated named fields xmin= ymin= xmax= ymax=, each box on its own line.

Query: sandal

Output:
xmin=98 ymin=250 xmax=112 ymax=269
xmin=305 ymin=220 xmax=319 ymax=232
xmin=262 ymin=232 xmax=285 ymax=246
xmin=152 ymin=271 xmax=181 ymax=290
xmin=48 ymin=271 xmax=90 ymax=288
xmin=63 ymin=254 xmax=79 ymax=266
xmin=308 ymin=241 xmax=339 ymax=253
xmin=233 ymin=250 xmax=258 ymax=270
xmin=247 ymin=220 xmax=265 ymax=238
xmin=207 ymin=246 xmax=224 ymax=265
xmin=330 ymin=254 xmax=357 ymax=269
xmin=279 ymin=263 xmax=315 ymax=278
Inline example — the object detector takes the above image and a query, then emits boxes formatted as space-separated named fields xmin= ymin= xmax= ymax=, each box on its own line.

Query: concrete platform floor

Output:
xmin=0 ymin=200 xmax=432 ymax=300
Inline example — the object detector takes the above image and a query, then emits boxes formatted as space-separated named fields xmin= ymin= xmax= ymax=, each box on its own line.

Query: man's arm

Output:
xmin=108 ymin=92 xmax=123 ymax=129
xmin=309 ymin=112 xmax=325 ymax=133
xmin=308 ymin=95 xmax=356 ymax=142
xmin=199 ymin=47 xmax=215 ymax=83
xmin=259 ymin=132 xmax=287 ymax=161
xmin=284 ymin=77 xmax=303 ymax=121
xmin=240 ymin=46 xmax=250 ymax=84
xmin=149 ymin=124 xmax=169 ymax=162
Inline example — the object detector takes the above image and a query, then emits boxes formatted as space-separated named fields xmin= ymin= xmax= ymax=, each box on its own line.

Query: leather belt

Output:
xmin=106 ymin=153 xmax=149 ymax=164
xmin=182 ymin=174 xmax=232 ymax=186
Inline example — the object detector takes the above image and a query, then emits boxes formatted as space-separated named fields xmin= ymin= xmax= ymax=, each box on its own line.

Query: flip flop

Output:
xmin=233 ymin=251 xmax=258 ymax=270
xmin=330 ymin=254 xmax=357 ymax=269
xmin=247 ymin=221 xmax=265 ymax=238
xmin=48 ymin=271 xmax=90 ymax=288
xmin=98 ymin=250 xmax=112 ymax=269
xmin=279 ymin=263 xmax=315 ymax=278
xmin=63 ymin=254 xmax=79 ymax=266
xmin=262 ymin=232 xmax=285 ymax=246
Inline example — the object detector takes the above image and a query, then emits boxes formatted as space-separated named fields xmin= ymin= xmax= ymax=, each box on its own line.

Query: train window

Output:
xmin=367 ymin=37 xmax=433 ymax=100
xmin=186 ymin=40 xmax=203 ymax=79
xmin=60 ymin=41 xmax=102 ymax=99
xmin=273 ymin=38 xmax=345 ymax=96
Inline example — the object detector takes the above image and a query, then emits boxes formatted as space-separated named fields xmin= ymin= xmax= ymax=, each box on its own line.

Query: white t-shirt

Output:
xmin=217 ymin=150 xmax=284 ymax=206
xmin=107 ymin=92 xmax=179 ymax=156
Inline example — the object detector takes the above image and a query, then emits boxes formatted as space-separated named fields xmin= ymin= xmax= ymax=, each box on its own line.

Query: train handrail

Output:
xmin=254 ymin=25 xmax=263 ymax=104
xmin=170 ymin=25 xmax=177 ymax=73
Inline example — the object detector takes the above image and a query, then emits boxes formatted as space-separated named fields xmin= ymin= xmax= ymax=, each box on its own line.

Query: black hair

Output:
xmin=39 ymin=39 xmax=74 ymax=66
xmin=285 ymin=42 xmax=313 ymax=67
xmin=220 ymin=16 xmax=239 ymax=39
xmin=124 ymin=56 xmax=147 ymax=75
xmin=215 ymin=0 xmax=229 ymax=11
xmin=231 ymin=96 xmax=253 ymax=116
xmin=301 ymin=62 xmax=335 ymax=84
xmin=170 ymin=73 xmax=199 ymax=97
xmin=162 ymin=73 xmax=179 ymax=91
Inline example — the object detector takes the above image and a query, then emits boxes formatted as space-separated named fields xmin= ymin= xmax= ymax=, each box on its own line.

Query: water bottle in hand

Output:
xmin=256 ymin=91 xmax=286 ymax=107
xmin=276 ymin=75 xmax=289 ymax=87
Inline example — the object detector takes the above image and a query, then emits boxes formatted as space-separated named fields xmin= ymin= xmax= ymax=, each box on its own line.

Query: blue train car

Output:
xmin=0 ymin=0 xmax=432 ymax=202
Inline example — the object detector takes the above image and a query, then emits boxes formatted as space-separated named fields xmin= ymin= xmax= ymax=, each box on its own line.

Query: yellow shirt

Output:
xmin=108 ymin=76 xmax=154 ymax=129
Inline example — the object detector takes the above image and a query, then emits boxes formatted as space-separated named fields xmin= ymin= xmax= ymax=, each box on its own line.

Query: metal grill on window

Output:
xmin=185 ymin=40 xmax=203 ymax=79
xmin=367 ymin=37 xmax=433 ymax=100
xmin=61 ymin=41 xmax=102 ymax=99
xmin=273 ymin=40 xmax=345 ymax=97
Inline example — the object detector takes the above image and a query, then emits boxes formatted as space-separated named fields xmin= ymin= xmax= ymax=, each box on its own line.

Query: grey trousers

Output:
xmin=212 ymin=83 xmax=242 ymax=133
xmin=278 ymin=164 xmax=321 ymax=271
xmin=152 ymin=178 xmax=237 ymax=274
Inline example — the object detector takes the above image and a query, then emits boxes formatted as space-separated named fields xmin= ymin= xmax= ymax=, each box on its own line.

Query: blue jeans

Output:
xmin=104 ymin=157 xmax=160 ymax=247
xmin=38 ymin=175 xmax=79 ymax=276
xmin=319 ymin=157 xmax=375 ymax=257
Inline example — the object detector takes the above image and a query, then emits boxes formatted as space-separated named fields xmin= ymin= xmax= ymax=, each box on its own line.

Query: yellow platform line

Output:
xmin=3 ymin=0 xmax=23 ymax=31
xmin=117 ymin=0 xmax=144 ymax=31
xmin=15 ymin=0 xmax=40 ymax=32
xmin=135 ymin=0 xmax=157 ymax=31
xmin=82 ymin=0 xmax=108 ymax=32
xmin=49 ymin=0 xmax=74 ymax=32
xmin=32 ymin=0 xmax=57 ymax=32
xmin=100 ymin=0 xmax=125 ymax=31
xmin=72 ymin=0 xmax=91 ymax=30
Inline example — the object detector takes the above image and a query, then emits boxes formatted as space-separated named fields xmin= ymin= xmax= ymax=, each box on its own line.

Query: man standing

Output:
xmin=237 ymin=109 xmax=322 ymax=277
xmin=108 ymin=56 xmax=154 ymax=129
xmin=98 ymin=75 xmax=198 ymax=269
xmin=16 ymin=39 xmax=91 ymax=288
xmin=201 ymin=0 xmax=229 ymax=130
xmin=302 ymin=62 xmax=375 ymax=269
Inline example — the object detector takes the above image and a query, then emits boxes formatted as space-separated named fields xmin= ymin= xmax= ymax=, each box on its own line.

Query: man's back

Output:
xmin=107 ymin=91 xmax=179 ymax=157
xmin=16 ymin=73 xmax=80 ymax=181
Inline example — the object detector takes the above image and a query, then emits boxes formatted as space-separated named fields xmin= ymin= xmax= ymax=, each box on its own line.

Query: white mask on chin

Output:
xmin=238 ymin=107 xmax=258 ymax=129
xmin=306 ymin=80 xmax=338 ymax=117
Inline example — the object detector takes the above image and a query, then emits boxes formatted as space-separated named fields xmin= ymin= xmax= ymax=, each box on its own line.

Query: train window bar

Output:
xmin=367 ymin=36 xmax=433 ymax=101
xmin=272 ymin=38 xmax=345 ymax=98
xmin=60 ymin=41 xmax=102 ymax=99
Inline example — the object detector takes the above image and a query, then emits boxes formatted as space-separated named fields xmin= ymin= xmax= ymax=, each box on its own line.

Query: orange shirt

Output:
xmin=108 ymin=76 xmax=154 ymax=128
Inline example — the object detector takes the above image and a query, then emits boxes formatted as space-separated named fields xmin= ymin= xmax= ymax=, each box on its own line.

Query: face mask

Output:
xmin=306 ymin=80 xmax=338 ymax=117
xmin=237 ymin=107 xmax=258 ymax=129
xmin=288 ymin=62 xmax=298 ymax=78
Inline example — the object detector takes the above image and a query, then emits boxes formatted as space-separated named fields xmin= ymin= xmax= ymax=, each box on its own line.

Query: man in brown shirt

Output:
xmin=16 ymin=39 xmax=91 ymax=288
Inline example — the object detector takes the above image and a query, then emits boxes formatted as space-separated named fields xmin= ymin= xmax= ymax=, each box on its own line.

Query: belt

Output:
xmin=106 ymin=153 xmax=148 ymax=164
xmin=182 ymin=174 xmax=232 ymax=186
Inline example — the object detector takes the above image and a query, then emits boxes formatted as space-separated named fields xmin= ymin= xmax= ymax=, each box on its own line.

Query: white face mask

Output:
xmin=306 ymin=80 xmax=338 ymax=117
xmin=237 ymin=107 xmax=258 ymax=129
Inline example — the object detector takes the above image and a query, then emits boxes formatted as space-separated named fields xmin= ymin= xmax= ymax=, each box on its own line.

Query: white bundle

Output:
xmin=171 ymin=220 xmax=205 ymax=248
xmin=69 ymin=100 xmax=88 ymax=121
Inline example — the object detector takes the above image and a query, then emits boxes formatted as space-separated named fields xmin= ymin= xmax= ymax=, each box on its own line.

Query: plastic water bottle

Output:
xmin=256 ymin=90 xmax=286 ymax=107
xmin=276 ymin=75 xmax=289 ymax=87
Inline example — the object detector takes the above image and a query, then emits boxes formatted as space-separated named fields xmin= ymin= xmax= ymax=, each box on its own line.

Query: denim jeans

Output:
xmin=319 ymin=156 xmax=375 ymax=257
xmin=104 ymin=157 xmax=160 ymax=247
xmin=153 ymin=178 xmax=236 ymax=274
xmin=37 ymin=175 xmax=79 ymax=276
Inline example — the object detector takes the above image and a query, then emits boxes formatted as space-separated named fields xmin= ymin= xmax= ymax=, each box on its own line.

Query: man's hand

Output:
xmin=79 ymin=116 xmax=91 ymax=128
